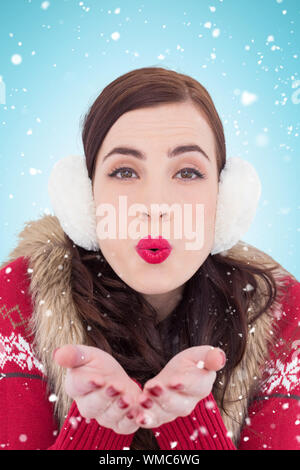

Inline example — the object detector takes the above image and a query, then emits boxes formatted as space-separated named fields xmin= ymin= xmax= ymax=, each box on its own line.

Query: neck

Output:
xmin=142 ymin=284 xmax=185 ymax=323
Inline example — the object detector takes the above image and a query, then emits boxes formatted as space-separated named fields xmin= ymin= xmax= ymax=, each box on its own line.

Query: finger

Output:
xmin=53 ymin=344 xmax=99 ymax=369
xmin=135 ymin=391 xmax=190 ymax=428
xmin=204 ymin=347 xmax=226 ymax=371
xmin=76 ymin=387 xmax=116 ymax=420
xmin=65 ymin=368 xmax=106 ymax=398
xmin=167 ymin=367 xmax=217 ymax=398
xmin=77 ymin=385 xmax=140 ymax=434
xmin=99 ymin=393 xmax=141 ymax=434
xmin=135 ymin=385 xmax=197 ymax=429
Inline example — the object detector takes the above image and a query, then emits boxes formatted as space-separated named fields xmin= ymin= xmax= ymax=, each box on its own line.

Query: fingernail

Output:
xmin=117 ymin=397 xmax=129 ymax=409
xmin=126 ymin=411 xmax=135 ymax=420
xmin=219 ymin=350 xmax=226 ymax=367
xmin=106 ymin=386 xmax=120 ymax=397
xmin=169 ymin=383 xmax=184 ymax=390
xmin=138 ymin=414 xmax=152 ymax=426
xmin=140 ymin=398 xmax=153 ymax=409
xmin=52 ymin=347 xmax=59 ymax=359
xmin=147 ymin=385 xmax=163 ymax=397
xmin=88 ymin=380 xmax=102 ymax=391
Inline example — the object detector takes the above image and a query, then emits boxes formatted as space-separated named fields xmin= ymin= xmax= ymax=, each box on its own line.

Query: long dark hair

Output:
xmin=67 ymin=66 xmax=279 ymax=449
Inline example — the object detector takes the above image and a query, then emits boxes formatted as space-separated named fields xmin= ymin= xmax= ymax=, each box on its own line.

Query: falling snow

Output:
xmin=241 ymin=91 xmax=258 ymax=106
xmin=48 ymin=393 xmax=58 ymax=402
xmin=41 ymin=1 xmax=50 ymax=10
xmin=243 ymin=283 xmax=255 ymax=292
xmin=11 ymin=54 xmax=22 ymax=65
xmin=196 ymin=359 xmax=205 ymax=369
xmin=69 ymin=416 xmax=81 ymax=429
xmin=1 ymin=0 xmax=299 ymax=451
xmin=111 ymin=32 xmax=120 ymax=41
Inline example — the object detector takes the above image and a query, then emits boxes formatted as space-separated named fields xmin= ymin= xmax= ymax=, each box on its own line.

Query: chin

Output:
xmin=125 ymin=277 xmax=175 ymax=296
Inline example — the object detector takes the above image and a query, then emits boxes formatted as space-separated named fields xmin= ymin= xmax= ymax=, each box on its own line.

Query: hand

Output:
xmin=133 ymin=345 xmax=226 ymax=428
xmin=53 ymin=344 xmax=143 ymax=435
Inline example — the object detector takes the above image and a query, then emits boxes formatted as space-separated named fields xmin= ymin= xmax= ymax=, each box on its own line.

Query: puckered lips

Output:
xmin=135 ymin=236 xmax=172 ymax=264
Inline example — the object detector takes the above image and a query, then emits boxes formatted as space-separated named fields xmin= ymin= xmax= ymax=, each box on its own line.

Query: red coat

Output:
xmin=0 ymin=256 xmax=300 ymax=450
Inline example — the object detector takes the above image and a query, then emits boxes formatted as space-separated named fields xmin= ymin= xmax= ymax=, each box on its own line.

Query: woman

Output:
xmin=0 ymin=66 xmax=299 ymax=450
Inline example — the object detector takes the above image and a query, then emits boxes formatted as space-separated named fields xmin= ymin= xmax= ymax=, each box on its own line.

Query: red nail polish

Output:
xmin=117 ymin=397 xmax=129 ymax=409
xmin=106 ymin=386 xmax=120 ymax=397
xmin=147 ymin=385 xmax=163 ymax=397
xmin=169 ymin=383 xmax=184 ymax=390
xmin=126 ymin=412 xmax=134 ymax=420
xmin=140 ymin=398 xmax=153 ymax=409
xmin=88 ymin=380 xmax=99 ymax=391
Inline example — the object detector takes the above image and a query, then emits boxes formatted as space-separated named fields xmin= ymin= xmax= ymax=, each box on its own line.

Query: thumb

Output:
xmin=53 ymin=344 xmax=93 ymax=369
xmin=204 ymin=347 xmax=226 ymax=371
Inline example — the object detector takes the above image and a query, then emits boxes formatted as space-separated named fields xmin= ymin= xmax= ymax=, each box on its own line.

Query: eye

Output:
xmin=108 ymin=166 xmax=139 ymax=179
xmin=107 ymin=166 xmax=206 ymax=181
xmin=175 ymin=167 xmax=205 ymax=181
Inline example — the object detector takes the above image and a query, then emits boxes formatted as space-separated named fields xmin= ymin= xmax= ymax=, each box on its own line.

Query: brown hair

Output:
xmin=66 ymin=66 xmax=279 ymax=449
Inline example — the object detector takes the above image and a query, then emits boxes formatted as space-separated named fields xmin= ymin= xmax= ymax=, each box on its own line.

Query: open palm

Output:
xmin=133 ymin=345 xmax=226 ymax=428
xmin=54 ymin=344 xmax=226 ymax=432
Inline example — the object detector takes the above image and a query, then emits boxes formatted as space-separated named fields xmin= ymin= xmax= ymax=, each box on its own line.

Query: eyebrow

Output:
xmin=102 ymin=144 xmax=210 ymax=163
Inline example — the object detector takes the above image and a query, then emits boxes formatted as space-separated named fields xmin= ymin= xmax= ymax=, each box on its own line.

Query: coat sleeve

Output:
xmin=151 ymin=391 xmax=236 ymax=450
xmin=237 ymin=277 xmax=300 ymax=450
xmin=0 ymin=257 xmax=135 ymax=450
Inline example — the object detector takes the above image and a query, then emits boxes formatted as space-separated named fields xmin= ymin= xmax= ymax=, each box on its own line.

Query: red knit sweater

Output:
xmin=0 ymin=256 xmax=299 ymax=450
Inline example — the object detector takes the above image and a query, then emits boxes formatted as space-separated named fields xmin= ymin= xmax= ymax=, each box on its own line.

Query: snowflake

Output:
xmin=260 ymin=356 xmax=300 ymax=395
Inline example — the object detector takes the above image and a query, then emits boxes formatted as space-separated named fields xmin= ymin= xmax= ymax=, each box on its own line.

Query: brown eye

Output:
xmin=175 ymin=168 xmax=205 ymax=180
xmin=108 ymin=167 xmax=138 ymax=179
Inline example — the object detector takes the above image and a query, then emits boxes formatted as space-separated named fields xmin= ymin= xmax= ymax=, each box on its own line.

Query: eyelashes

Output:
xmin=107 ymin=166 xmax=206 ymax=181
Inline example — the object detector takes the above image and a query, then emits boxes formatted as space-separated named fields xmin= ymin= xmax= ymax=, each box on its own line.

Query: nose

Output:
xmin=138 ymin=207 xmax=172 ymax=240
xmin=139 ymin=208 xmax=170 ymax=220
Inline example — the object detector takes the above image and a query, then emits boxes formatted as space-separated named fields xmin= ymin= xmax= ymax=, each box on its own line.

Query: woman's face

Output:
xmin=92 ymin=101 xmax=219 ymax=295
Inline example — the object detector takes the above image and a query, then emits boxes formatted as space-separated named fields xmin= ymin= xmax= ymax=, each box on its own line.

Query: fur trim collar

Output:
xmin=0 ymin=215 xmax=295 ymax=447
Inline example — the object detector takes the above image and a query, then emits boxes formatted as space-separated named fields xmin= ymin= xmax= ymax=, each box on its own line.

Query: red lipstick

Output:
xmin=135 ymin=236 xmax=172 ymax=264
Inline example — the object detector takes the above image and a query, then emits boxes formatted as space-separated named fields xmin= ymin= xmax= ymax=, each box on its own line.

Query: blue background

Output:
xmin=0 ymin=0 xmax=299 ymax=279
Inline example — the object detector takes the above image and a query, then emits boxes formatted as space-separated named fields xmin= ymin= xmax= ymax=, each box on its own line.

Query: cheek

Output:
xmin=185 ymin=187 xmax=217 ymax=254
xmin=204 ymin=191 xmax=218 ymax=227
xmin=97 ymin=238 xmax=128 ymax=280
xmin=202 ymin=178 xmax=218 ymax=221
xmin=93 ymin=183 xmax=122 ymax=230
xmin=184 ymin=184 xmax=218 ymax=235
